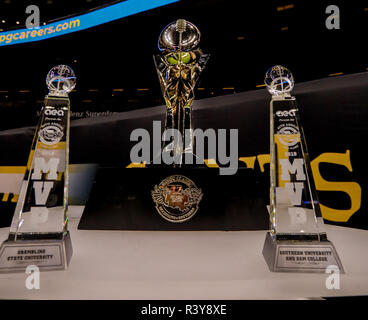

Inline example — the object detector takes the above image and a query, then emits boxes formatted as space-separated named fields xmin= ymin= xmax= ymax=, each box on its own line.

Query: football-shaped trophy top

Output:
xmin=158 ymin=19 xmax=201 ymax=52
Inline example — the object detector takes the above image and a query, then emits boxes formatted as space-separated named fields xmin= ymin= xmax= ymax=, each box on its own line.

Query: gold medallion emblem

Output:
xmin=152 ymin=175 xmax=203 ymax=223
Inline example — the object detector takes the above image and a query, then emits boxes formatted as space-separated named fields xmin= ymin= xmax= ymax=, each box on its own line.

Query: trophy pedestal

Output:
xmin=79 ymin=166 xmax=269 ymax=231
xmin=0 ymin=232 xmax=73 ymax=273
xmin=262 ymin=232 xmax=344 ymax=273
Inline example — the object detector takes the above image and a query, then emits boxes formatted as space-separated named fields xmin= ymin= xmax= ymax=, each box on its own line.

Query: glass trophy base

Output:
xmin=262 ymin=232 xmax=344 ymax=273
xmin=0 ymin=231 xmax=72 ymax=273
xmin=271 ymin=205 xmax=327 ymax=241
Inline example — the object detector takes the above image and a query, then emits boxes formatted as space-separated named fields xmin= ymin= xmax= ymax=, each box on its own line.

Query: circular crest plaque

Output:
xmin=151 ymin=175 xmax=203 ymax=223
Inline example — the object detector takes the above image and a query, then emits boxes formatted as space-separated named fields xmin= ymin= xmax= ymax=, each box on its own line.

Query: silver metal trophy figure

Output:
xmin=0 ymin=65 xmax=75 ymax=272
xmin=262 ymin=65 xmax=344 ymax=273
xmin=154 ymin=19 xmax=210 ymax=165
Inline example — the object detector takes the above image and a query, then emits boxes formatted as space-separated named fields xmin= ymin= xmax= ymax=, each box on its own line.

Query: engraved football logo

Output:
xmin=39 ymin=124 xmax=64 ymax=145
xmin=152 ymin=175 xmax=203 ymax=223
xmin=276 ymin=124 xmax=300 ymax=149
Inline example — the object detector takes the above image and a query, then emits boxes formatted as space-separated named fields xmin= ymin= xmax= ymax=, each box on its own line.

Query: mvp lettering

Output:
xmin=30 ymin=157 xmax=60 ymax=206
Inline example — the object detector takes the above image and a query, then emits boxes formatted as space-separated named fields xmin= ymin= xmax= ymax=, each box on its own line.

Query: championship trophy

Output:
xmin=262 ymin=65 xmax=344 ymax=273
xmin=0 ymin=65 xmax=75 ymax=272
xmin=151 ymin=19 xmax=209 ymax=223
xmin=153 ymin=19 xmax=210 ymax=166
xmin=78 ymin=20 xmax=268 ymax=231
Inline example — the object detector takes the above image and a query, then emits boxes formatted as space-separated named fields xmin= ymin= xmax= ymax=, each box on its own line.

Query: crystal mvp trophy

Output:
xmin=0 ymin=65 xmax=75 ymax=272
xmin=262 ymin=65 xmax=344 ymax=273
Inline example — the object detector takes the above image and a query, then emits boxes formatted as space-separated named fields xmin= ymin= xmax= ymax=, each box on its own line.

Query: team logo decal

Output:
xmin=39 ymin=123 xmax=64 ymax=145
xmin=152 ymin=175 xmax=203 ymax=223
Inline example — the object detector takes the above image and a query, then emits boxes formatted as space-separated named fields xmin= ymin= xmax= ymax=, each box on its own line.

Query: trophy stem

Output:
xmin=163 ymin=104 xmax=193 ymax=166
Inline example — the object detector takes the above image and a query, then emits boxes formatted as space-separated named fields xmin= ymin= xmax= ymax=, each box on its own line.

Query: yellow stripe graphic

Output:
xmin=0 ymin=166 xmax=26 ymax=174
